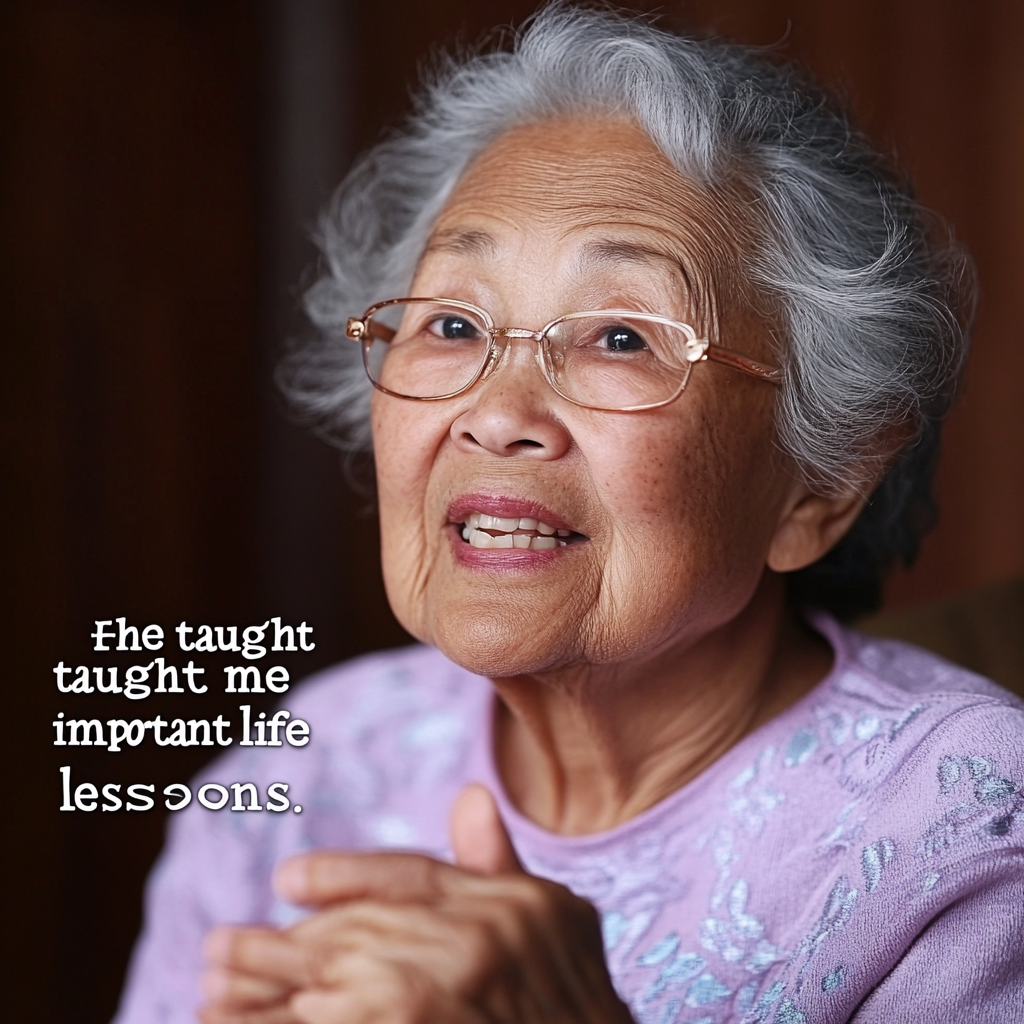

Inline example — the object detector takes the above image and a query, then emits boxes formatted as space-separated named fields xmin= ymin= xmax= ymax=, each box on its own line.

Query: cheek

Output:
xmin=371 ymin=397 xmax=445 ymax=629
xmin=682 ymin=384 xmax=788 ymax=575
xmin=596 ymin=422 xmax=722 ymax=600
xmin=592 ymin=388 xmax=783 ymax=622
xmin=372 ymin=398 xmax=437 ymax=519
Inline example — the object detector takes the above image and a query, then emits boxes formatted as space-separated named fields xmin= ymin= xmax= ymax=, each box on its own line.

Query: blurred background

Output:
xmin=3 ymin=1 xmax=1021 ymax=1020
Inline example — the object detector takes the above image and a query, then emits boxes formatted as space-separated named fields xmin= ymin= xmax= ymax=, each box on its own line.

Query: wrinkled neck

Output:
xmin=490 ymin=572 xmax=832 ymax=835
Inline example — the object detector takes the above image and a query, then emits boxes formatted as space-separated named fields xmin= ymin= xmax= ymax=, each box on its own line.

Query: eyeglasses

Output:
xmin=345 ymin=297 xmax=783 ymax=412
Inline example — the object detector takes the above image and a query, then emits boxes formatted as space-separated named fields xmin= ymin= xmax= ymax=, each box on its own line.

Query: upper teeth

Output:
xmin=460 ymin=512 xmax=572 ymax=550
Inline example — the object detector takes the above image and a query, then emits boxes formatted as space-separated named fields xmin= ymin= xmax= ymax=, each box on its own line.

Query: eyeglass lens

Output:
xmin=365 ymin=301 xmax=492 ymax=400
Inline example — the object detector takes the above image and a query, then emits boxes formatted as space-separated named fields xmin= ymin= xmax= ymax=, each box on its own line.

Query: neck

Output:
xmin=491 ymin=573 xmax=832 ymax=835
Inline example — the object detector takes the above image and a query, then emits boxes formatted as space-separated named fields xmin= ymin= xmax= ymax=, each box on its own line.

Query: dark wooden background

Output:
xmin=3 ymin=1 xmax=1021 ymax=1020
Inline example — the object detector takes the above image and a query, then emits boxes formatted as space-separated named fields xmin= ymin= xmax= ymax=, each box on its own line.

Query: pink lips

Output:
xmin=447 ymin=493 xmax=577 ymax=533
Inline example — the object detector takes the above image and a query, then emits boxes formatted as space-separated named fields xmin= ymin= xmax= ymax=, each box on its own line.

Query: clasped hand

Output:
xmin=200 ymin=784 xmax=634 ymax=1024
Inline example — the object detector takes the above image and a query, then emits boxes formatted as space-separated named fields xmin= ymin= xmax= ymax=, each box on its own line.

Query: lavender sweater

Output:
xmin=115 ymin=617 xmax=1024 ymax=1024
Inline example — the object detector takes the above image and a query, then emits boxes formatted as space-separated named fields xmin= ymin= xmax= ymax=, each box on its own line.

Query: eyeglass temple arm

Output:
xmin=704 ymin=345 xmax=784 ymax=385
xmin=360 ymin=320 xmax=395 ymax=343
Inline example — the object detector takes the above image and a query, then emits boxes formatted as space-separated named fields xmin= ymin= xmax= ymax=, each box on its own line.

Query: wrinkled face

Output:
xmin=373 ymin=119 xmax=797 ymax=678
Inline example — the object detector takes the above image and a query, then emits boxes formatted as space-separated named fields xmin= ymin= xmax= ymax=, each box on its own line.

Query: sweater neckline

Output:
xmin=472 ymin=611 xmax=851 ymax=851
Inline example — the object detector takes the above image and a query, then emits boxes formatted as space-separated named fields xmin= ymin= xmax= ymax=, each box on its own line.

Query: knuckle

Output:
xmin=468 ymin=900 xmax=534 ymax=968
xmin=412 ymin=854 xmax=448 ymax=899
xmin=433 ymin=917 xmax=508 ymax=998
xmin=353 ymin=957 xmax=430 ymax=1024
xmin=394 ymin=964 xmax=434 ymax=1024
xmin=508 ymin=875 xmax=565 ymax=921
xmin=464 ymin=914 xmax=504 ymax=959
xmin=498 ymin=878 xmax=604 ymax=954
xmin=408 ymin=854 xmax=436 ymax=889
xmin=305 ymin=942 xmax=341 ymax=988
xmin=222 ymin=930 xmax=254 ymax=967
xmin=500 ymin=903 xmax=535 ymax=951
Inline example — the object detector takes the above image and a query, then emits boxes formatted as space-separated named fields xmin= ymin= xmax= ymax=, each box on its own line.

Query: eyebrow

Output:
xmin=575 ymin=239 xmax=695 ymax=293
xmin=422 ymin=228 xmax=499 ymax=260
xmin=421 ymin=230 xmax=697 ymax=298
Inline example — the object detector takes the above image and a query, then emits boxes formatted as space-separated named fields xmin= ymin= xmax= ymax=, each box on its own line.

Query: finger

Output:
xmin=287 ymin=900 xmax=492 ymax=981
xmin=274 ymin=850 xmax=454 ymax=907
xmin=287 ymin=955 xmax=474 ymax=1024
xmin=289 ymin=953 xmax=400 ymax=1024
xmin=289 ymin=988 xmax=360 ymax=1024
xmin=283 ymin=889 xmax=574 ymax=1001
xmin=449 ymin=784 xmax=524 ymax=876
xmin=289 ymin=957 xmax=490 ymax=1024
xmin=204 ymin=925 xmax=318 ymax=987
xmin=288 ymin=900 xmax=446 ymax=945
xmin=202 ymin=965 xmax=294 ymax=1008
xmin=198 ymin=999 xmax=303 ymax=1024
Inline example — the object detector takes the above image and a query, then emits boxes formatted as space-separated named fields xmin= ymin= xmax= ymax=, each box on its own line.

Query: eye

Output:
xmin=429 ymin=315 xmax=482 ymax=340
xmin=601 ymin=325 xmax=648 ymax=352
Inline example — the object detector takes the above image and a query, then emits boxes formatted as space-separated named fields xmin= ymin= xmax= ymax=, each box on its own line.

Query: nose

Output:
xmin=449 ymin=337 xmax=572 ymax=459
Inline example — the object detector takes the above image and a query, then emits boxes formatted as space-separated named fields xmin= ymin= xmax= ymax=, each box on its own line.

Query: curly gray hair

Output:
xmin=282 ymin=2 xmax=974 ymax=619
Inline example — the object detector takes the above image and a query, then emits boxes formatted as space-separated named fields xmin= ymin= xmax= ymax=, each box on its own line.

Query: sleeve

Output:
xmin=849 ymin=856 xmax=1024 ymax=1024
xmin=110 ymin=792 xmax=274 ymax=1024
xmin=107 ymin=651 xmax=407 ymax=1024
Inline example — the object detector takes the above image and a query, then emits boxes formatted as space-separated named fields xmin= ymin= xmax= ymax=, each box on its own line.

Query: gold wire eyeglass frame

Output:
xmin=346 ymin=296 xmax=784 ymax=412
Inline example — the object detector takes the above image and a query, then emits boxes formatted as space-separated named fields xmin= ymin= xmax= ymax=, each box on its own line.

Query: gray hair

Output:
xmin=283 ymin=3 xmax=974 ymax=618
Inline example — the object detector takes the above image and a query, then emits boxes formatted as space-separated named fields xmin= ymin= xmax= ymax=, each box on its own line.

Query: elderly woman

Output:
xmin=115 ymin=6 xmax=1023 ymax=1024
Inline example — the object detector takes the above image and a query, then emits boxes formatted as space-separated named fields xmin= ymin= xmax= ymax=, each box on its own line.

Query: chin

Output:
xmin=429 ymin=610 xmax=581 ymax=679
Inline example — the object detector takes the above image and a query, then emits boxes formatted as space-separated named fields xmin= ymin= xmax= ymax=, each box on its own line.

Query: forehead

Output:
xmin=423 ymin=119 xmax=741 ymax=319
xmin=433 ymin=120 xmax=734 ymax=253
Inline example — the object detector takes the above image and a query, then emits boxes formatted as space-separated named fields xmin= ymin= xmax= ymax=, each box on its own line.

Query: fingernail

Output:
xmin=200 ymin=968 xmax=228 ymax=999
xmin=202 ymin=926 xmax=231 ymax=962
xmin=273 ymin=856 xmax=307 ymax=900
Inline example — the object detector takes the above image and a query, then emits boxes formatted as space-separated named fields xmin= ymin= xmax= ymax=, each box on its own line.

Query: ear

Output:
xmin=766 ymin=485 xmax=868 ymax=573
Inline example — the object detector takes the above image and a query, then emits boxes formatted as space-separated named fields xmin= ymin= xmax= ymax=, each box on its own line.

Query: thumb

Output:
xmin=449 ymin=783 xmax=524 ymax=875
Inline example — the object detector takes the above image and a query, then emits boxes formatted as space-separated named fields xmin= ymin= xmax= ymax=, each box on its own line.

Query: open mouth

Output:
xmin=459 ymin=512 xmax=580 ymax=550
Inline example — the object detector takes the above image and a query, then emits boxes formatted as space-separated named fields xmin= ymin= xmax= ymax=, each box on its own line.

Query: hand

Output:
xmin=200 ymin=784 xmax=633 ymax=1024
